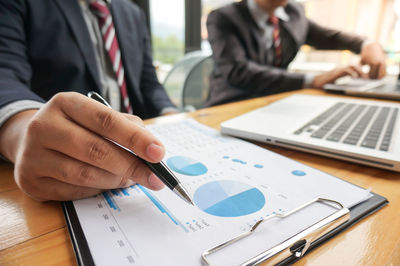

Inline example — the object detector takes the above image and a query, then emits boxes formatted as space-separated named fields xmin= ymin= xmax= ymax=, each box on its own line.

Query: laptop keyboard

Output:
xmin=294 ymin=102 xmax=398 ymax=151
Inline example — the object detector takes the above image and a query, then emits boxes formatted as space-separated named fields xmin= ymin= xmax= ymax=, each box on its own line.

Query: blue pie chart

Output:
xmin=166 ymin=156 xmax=208 ymax=176
xmin=194 ymin=180 xmax=265 ymax=217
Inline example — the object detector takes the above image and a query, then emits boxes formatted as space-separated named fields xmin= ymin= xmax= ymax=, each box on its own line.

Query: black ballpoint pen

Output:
xmin=87 ymin=91 xmax=194 ymax=205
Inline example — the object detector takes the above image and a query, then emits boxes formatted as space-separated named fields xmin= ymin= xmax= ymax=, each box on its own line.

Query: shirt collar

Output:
xmin=247 ymin=0 xmax=290 ymax=29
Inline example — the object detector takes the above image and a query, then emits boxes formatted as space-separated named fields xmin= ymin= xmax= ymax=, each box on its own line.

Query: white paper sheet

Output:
xmin=72 ymin=119 xmax=371 ymax=265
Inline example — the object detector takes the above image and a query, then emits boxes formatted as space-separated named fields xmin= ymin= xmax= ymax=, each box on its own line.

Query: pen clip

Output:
xmin=88 ymin=91 xmax=112 ymax=108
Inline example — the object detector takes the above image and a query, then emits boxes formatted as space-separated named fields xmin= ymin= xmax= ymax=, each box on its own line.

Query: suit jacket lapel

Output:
xmin=249 ymin=21 xmax=267 ymax=64
xmin=237 ymin=1 xmax=267 ymax=64
xmin=280 ymin=12 xmax=306 ymax=48
xmin=110 ymin=1 xmax=143 ymax=103
xmin=53 ymin=0 xmax=102 ymax=91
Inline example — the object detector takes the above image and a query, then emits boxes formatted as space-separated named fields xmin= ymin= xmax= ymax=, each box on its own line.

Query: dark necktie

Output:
xmin=90 ymin=0 xmax=132 ymax=114
xmin=267 ymin=16 xmax=282 ymax=67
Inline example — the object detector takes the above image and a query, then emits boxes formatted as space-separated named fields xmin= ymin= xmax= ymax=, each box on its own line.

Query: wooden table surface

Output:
xmin=1 ymin=89 xmax=399 ymax=265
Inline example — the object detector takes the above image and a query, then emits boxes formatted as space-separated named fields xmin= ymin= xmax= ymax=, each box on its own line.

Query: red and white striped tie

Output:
xmin=90 ymin=0 xmax=132 ymax=114
xmin=267 ymin=16 xmax=282 ymax=67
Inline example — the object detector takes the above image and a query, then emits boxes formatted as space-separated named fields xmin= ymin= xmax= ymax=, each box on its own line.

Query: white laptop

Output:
xmin=221 ymin=94 xmax=400 ymax=172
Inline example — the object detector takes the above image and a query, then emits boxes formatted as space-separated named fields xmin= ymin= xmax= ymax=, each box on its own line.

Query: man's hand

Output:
xmin=0 ymin=92 xmax=165 ymax=201
xmin=311 ymin=65 xmax=367 ymax=89
xmin=360 ymin=41 xmax=387 ymax=79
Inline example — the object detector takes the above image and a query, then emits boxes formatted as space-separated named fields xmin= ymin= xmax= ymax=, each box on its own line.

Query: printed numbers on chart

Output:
xmin=117 ymin=239 xmax=125 ymax=247
xmin=127 ymin=255 xmax=135 ymax=264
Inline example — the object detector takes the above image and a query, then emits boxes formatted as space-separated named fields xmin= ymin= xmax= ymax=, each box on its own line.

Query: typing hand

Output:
xmin=311 ymin=65 xmax=368 ymax=89
xmin=0 ymin=92 xmax=165 ymax=201
xmin=360 ymin=41 xmax=387 ymax=79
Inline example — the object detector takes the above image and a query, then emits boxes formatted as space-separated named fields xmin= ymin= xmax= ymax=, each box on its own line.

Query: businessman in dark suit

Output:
xmin=206 ymin=0 xmax=387 ymax=106
xmin=0 ymin=0 xmax=175 ymax=201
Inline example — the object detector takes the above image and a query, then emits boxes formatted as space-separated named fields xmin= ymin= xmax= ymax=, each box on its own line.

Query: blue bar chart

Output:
xmin=103 ymin=191 xmax=120 ymax=211
xmin=102 ymin=185 xmax=189 ymax=232
xmin=138 ymin=185 xmax=189 ymax=232
xmin=102 ymin=187 xmax=133 ymax=211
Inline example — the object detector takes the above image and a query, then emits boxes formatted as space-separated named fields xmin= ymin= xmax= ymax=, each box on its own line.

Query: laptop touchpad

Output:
xmin=259 ymin=102 xmax=317 ymax=118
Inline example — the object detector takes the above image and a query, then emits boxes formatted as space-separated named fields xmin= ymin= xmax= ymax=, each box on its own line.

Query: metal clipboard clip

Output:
xmin=201 ymin=197 xmax=350 ymax=266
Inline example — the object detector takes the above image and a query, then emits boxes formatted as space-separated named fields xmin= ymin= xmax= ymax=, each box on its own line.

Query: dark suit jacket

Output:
xmin=206 ymin=0 xmax=365 ymax=106
xmin=0 ymin=0 xmax=174 ymax=118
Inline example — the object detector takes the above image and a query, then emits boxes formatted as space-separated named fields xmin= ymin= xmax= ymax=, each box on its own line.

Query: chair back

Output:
xmin=163 ymin=51 xmax=213 ymax=110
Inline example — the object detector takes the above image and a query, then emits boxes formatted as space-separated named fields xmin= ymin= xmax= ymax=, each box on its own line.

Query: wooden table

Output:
xmin=1 ymin=89 xmax=399 ymax=265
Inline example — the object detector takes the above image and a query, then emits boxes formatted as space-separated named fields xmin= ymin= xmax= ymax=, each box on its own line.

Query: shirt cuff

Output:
xmin=160 ymin=107 xmax=180 ymax=115
xmin=0 ymin=100 xmax=44 ymax=128
xmin=302 ymin=73 xmax=316 ymax=88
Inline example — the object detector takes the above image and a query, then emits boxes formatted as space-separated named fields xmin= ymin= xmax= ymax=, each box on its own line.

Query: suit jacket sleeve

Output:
xmin=137 ymin=11 xmax=175 ymax=117
xmin=306 ymin=19 xmax=365 ymax=53
xmin=207 ymin=10 xmax=305 ymax=96
xmin=0 ymin=1 xmax=45 ymax=109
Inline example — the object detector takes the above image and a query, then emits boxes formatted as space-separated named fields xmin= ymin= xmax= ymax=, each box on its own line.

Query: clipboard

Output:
xmin=63 ymin=191 xmax=387 ymax=266
xmin=62 ymin=118 xmax=388 ymax=266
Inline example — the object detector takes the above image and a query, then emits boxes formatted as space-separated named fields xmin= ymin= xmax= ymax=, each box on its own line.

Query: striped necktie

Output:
xmin=90 ymin=0 xmax=132 ymax=114
xmin=267 ymin=16 xmax=282 ymax=67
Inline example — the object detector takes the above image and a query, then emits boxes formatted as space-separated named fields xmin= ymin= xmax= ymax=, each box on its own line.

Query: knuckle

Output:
xmin=77 ymin=165 xmax=94 ymax=186
xmin=49 ymin=92 xmax=69 ymax=107
xmin=58 ymin=165 xmax=71 ymax=183
xmin=48 ymin=92 xmax=80 ymax=110
xmin=131 ymin=115 xmax=143 ymax=123
xmin=88 ymin=139 xmax=111 ymax=163
xmin=120 ymin=160 xmax=141 ymax=187
xmin=127 ymin=128 xmax=143 ymax=150
xmin=96 ymin=110 xmax=117 ymax=131
xmin=26 ymin=118 xmax=45 ymax=136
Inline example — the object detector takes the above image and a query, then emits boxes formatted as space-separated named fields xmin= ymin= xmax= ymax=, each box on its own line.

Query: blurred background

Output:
xmin=135 ymin=0 xmax=400 ymax=78
xmin=132 ymin=0 xmax=400 ymax=107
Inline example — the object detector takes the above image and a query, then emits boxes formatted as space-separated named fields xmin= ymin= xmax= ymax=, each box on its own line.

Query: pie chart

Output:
xmin=166 ymin=156 xmax=208 ymax=176
xmin=194 ymin=180 xmax=265 ymax=217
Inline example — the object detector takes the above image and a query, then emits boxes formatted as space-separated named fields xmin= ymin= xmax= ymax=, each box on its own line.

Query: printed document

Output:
xmin=73 ymin=119 xmax=371 ymax=265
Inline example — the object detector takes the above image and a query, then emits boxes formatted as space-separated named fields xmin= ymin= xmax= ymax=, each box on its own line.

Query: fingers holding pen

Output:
xmin=16 ymin=143 xmax=164 ymax=202
xmin=34 ymin=114 xmax=163 ymax=190
xmin=24 ymin=149 xmax=134 ymax=189
xmin=53 ymin=92 xmax=165 ymax=163
xmin=18 ymin=174 xmax=104 ymax=201
xmin=12 ymin=92 xmax=166 ymax=202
